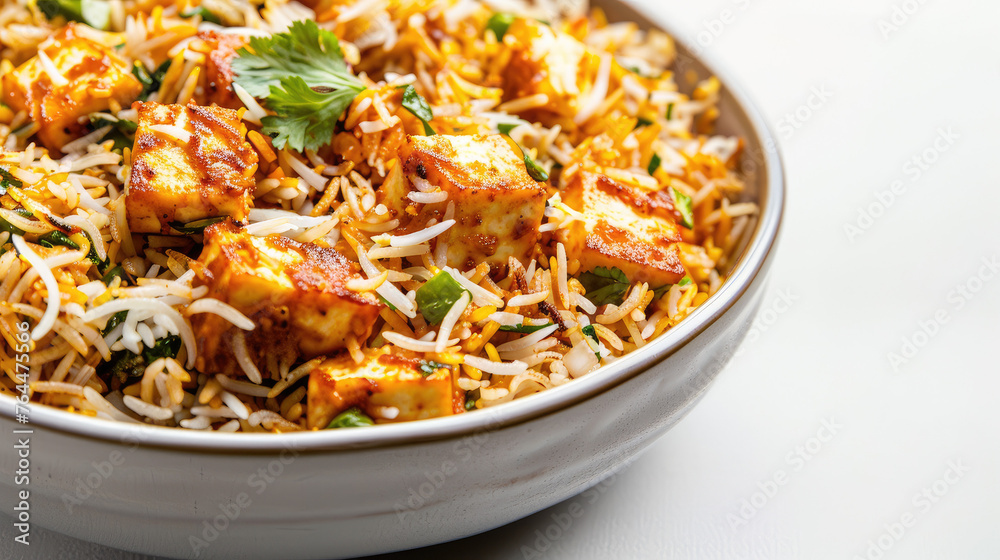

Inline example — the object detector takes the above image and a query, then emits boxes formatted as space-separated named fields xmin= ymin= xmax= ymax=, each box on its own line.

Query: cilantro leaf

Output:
xmin=326 ymin=407 xmax=374 ymax=429
xmin=581 ymin=324 xmax=599 ymax=345
xmin=37 ymin=0 xmax=110 ymax=30
xmin=258 ymin=76 xmax=360 ymax=152
xmin=232 ymin=20 xmax=365 ymax=152
xmin=415 ymin=271 xmax=469 ymax=325
xmin=578 ymin=267 xmax=630 ymax=306
xmin=673 ymin=187 xmax=694 ymax=229
xmin=400 ymin=85 xmax=435 ymax=135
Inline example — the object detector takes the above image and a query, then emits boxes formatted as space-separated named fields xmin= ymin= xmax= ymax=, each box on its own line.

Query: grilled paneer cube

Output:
xmin=126 ymin=102 xmax=258 ymax=234
xmin=1 ymin=24 xmax=142 ymax=152
xmin=558 ymin=171 xmax=686 ymax=287
xmin=378 ymin=134 xmax=546 ymax=273
xmin=194 ymin=31 xmax=247 ymax=109
xmin=191 ymin=221 xmax=381 ymax=376
xmin=307 ymin=347 xmax=457 ymax=429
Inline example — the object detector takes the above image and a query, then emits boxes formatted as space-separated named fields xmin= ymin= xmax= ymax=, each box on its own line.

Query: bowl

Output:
xmin=0 ymin=2 xmax=784 ymax=558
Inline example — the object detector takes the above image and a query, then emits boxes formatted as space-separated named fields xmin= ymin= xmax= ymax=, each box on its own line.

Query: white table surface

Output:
xmin=5 ymin=0 xmax=1000 ymax=558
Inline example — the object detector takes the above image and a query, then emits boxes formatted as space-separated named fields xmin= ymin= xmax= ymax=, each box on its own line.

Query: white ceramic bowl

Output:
xmin=0 ymin=2 xmax=784 ymax=558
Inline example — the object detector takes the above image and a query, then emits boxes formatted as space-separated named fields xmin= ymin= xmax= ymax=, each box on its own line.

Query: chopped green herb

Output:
xmin=418 ymin=360 xmax=449 ymax=377
xmin=326 ymin=407 xmax=375 ymax=429
xmin=485 ymin=12 xmax=516 ymax=39
xmin=0 ymin=217 xmax=26 ymax=237
xmin=665 ymin=102 xmax=675 ymax=121
xmin=651 ymin=284 xmax=670 ymax=300
xmin=678 ymin=276 xmax=692 ymax=287
xmin=90 ymin=115 xmax=137 ymax=153
xmin=578 ymin=266 xmax=630 ymax=306
xmin=464 ymin=389 xmax=480 ymax=411
xmin=634 ymin=116 xmax=654 ymax=129
xmin=673 ymin=187 xmax=694 ymax=229
xmin=496 ymin=124 xmax=549 ymax=182
xmin=168 ymin=216 xmax=228 ymax=234
xmin=400 ymin=85 xmax=435 ymax=136
xmin=100 ymin=350 xmax=146 ymax=383
xmin=99 ymin=334 xmax=182 ymax=383
xmin=581 ymin=324 xmax=599 ymax=345
xmin=522 ymin=154 xmax=550 ymax=182
xmin=132 ymin=60 xmax=170 ymax=100
xmin=497 ymin=122 xmax=521 ymax=136
xmin=37 ymin=231 xmax=80 ymax=250
xmin=647 ymin=152 xmax=661 ymax=175
xmin=377 ymin=294 xmax=397 ymax=311
xmin=415 ymin=271 xmax=469 ymax=325
xmin=101 ymin=265 xmax=126 ymax=285
xmin=37 ymin=0 xmax=110 ymax=30
xmin=101 ymin=310 xmax=128 ymax=336
xmin=0 ymin=166 xmax=22 ymax=195
xmin=232 ymin=20 xmax=365 ymax=152
xmin=143 ymin=334 xmax=182 ymax=362
xmin=499 ymin=323 xmax=553 ymax=334
xmin=180 ymin=6 xmax=220 ymax=24
xmin=79 ymin=231 xmax=110 ymax=271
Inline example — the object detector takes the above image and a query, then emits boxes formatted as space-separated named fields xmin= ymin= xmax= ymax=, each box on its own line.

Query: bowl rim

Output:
xmin=0 ymin=2 xmax=785 ymax=453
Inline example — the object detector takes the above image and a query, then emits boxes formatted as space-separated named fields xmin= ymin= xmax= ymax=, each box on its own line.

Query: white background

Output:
xmin=5 ymin=0 xmax=1000 ymax=558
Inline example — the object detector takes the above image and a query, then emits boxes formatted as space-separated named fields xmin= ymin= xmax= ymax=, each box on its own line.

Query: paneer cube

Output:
xmin=307 ymin=347 xmax=457 ymax=429
xmin=126 ymin=102 xmax=258 ymax=234
xmin=191 ymin=221 xmax=381 ymax=376
xmin=193 ymin=31 xmax=247 ymax=109
xmin=558 ymin=171 xmax=686 ymax=287
xmin=1 ymin=24 xmax=142 ymax=152
xmin=378 ymin=134 xmax=546 ymax=274
xmin=501 ymin=18 xmax=591 ymax=120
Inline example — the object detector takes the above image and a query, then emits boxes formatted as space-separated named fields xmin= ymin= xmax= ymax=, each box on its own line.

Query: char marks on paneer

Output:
xmin=1 ymin=24 xmax=142 ymax=152
xmin=191 ymin=221 xmax=382 ymax=377
xmin=125 ymin=102 xmax=258 ymax=234
xmin=379 ymin=134 xmax=547 ymax=274
xmin=558 ymin=171 xmax=686 ymax=287
xmin=307 ymin=347 xmax=458 ymax=429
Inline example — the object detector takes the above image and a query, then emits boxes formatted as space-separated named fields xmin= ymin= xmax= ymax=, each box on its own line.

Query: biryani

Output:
xmin=0 ymin=0 xmax=757 ymax=432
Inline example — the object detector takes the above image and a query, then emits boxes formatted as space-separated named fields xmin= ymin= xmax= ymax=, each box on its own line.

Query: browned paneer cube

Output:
xmin=1 ymin=24 xmax=142 ymax=152
xmin=558 ymin=171 xmax=686 ymax=287
xmin=378 ymin=134 xmax=547 ymax=273
xmin=307 ymin=347 xmax=458 ymax=429
xmin=193 ymin=30 xmax=247 ymax=109
xmin=191 ymin=221 xmax=382 ymax=376
xmin=126 ymin=102 xmax=258 ymax=234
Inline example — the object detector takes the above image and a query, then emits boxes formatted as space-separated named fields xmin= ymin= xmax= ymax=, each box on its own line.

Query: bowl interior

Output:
xmin=0 ymin=2 xmax=784 ymax=453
